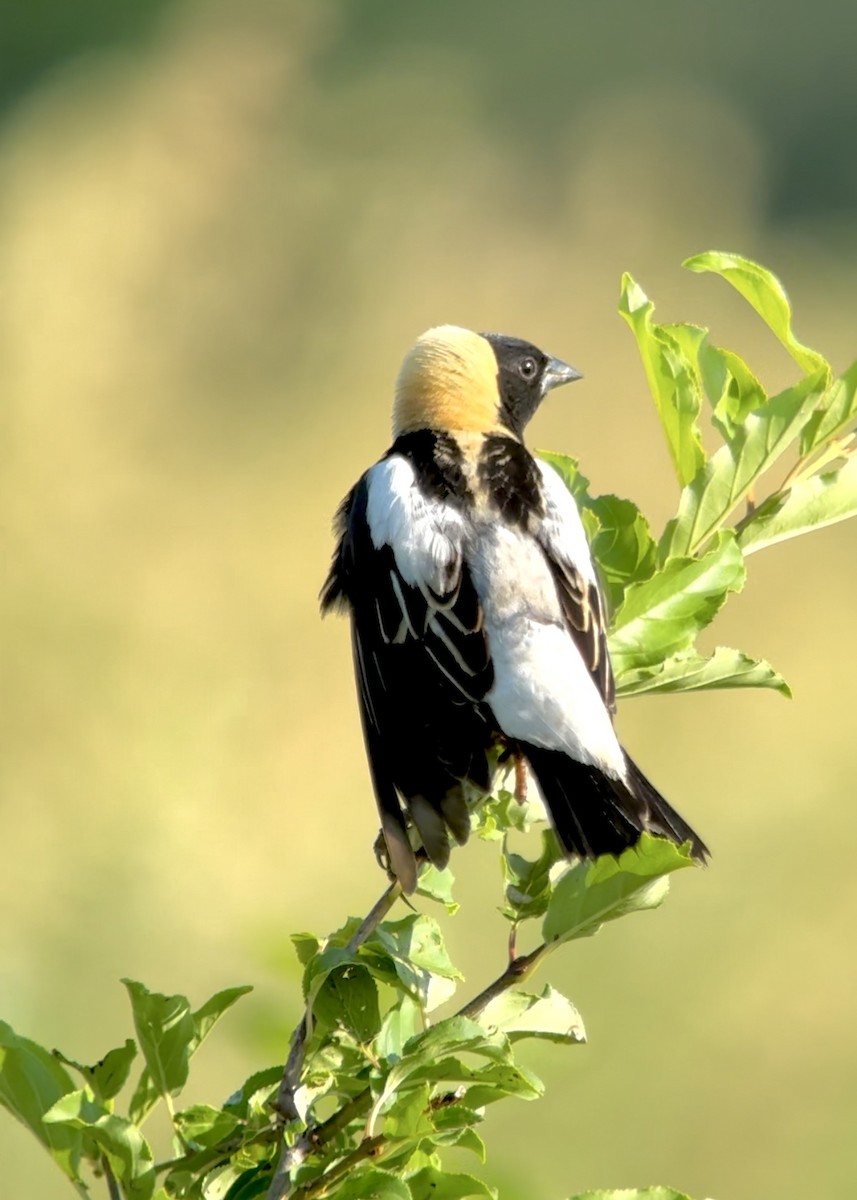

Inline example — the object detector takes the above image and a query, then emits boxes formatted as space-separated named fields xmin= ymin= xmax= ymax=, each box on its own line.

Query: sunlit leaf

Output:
xmin=415 ymin=864 xmax=459 ymax=914
xmin=0 ymin=1021 xmax=86 ymax=1190
xmin=659 ymin=372 xmax=824 ymax=558
xmin=174 ymin=1103 xmax=240 ymax=1149
xmin=615 ymin=645 xmax=790 ymax=698
xmin=738 ymin=454 xmax=857 ymax=555
xmin=684 ymin=250 xmax=830 ymax=381
xmin=54 ymin=1039 xmax=138 ymax=1105
xmin=408 ymin=1166 xmax=497 ymax=1199
xmin=313 ymin=963 xmax=381 ymax=1043
xmin=608 ymin=532 xmax=744 ymax=675
xmin=501 ymin=829 xmax=563 ymax=923
xmin=799 ymin=359 xmax=857 ymax=454
xmin=44 ymin=1088 xmax=155 ymax=1200
xmin=476 ymin=985 xmax=585 ymax=1046
xmin=619 ymin=275 xmax=706 ymax=486
xmin=334 ymin=1167 xmax=413 ymax=1199
xmin=543 ymin=836 xmax=695 ymax=947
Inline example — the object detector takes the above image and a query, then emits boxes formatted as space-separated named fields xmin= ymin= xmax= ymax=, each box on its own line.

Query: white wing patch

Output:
xmin=469 ymin=477 xmax=625 ymax=779
xmin=365 ymin=456 xmax=466 ymax=595
xmin=536 ymin=461 xmax=599 ymax=585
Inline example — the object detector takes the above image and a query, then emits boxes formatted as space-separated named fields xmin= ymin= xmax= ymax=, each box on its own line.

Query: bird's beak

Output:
xmin=541 ymin=355 xmax=583 ymax=394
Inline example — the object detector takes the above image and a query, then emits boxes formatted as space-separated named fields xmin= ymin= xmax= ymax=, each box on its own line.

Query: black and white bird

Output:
xmin=322 ymin=325 xmax=708 ymax=893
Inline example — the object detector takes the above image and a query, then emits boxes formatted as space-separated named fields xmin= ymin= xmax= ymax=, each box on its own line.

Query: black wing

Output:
xmin=322 ymin=473 xmax=495 ymax=892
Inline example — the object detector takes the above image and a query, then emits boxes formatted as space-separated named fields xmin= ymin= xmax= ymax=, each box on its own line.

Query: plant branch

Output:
xmin=265 ymin=878 xmax=403 ymax=1200
xmin=457 ymin=941 xmax=552 ymax=1019
xmin=101 ymin=1156 xmax=121 ymax=1200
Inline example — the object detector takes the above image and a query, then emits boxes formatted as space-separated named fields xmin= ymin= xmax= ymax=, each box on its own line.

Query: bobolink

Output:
xmin=322 ymin=325 xmax=707 ymax=893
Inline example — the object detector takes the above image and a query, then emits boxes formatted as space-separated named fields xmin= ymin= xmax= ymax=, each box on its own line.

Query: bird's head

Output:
xmin=393 ymin=324 xmax=581 ymax=440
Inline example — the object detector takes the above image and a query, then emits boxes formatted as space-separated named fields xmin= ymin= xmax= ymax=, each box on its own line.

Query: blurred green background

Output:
xmin=2 ymin=2 xmax=856 ymax=1197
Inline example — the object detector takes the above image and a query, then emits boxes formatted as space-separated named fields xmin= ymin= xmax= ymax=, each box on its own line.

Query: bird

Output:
xmin=321 ymin=325 xmax=708 ymax=893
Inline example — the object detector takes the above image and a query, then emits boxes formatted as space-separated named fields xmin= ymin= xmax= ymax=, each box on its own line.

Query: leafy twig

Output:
xmin=266 ymin=879 xmax=403 ymax=1200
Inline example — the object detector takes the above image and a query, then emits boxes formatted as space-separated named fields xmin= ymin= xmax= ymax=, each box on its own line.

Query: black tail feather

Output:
xmin=522 ymin=743 xmax=708 ymax=863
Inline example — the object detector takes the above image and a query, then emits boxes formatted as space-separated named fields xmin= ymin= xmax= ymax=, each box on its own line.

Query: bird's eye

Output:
xmin=518 ymin=357 xmax=538 ymax=382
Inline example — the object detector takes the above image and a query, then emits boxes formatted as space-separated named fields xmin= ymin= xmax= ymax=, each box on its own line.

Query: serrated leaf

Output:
xmin=615 ymin=645 xmax=790 ymax=699
xmin=383 ymin=1082 xmax=433 ymax=1140
xmin=472 ymin=787 xmax=541 ymax=841
xmin=415 ymin=864 xmax=459 ymax=913
xmin=224 ymin=1065 xmax=282 ymax=1117
xmin=588 ymin=494 xmax=658 ymax=611
xmin=799 ymin=359 xmax=857 ymax=454
xmin=476 ymin=985 xmax=586 ymax=1046
xmin=0 ymin=1021 xmax=86 ymax=1189
xmin=54 ymin=1039 xmax=138 ymax=1104
xmin=697 ymin=343 xmax=767 ymax=438
xmin=660 ymin=372 xmax=824 ymax=558
xmin=333 ymin=1167 xmax=413 ymax=1200
xmin=684 ymin=251 xmax=830 ymax=381
xmin=174 ymin=1103 xmax=240 ymax=1149
xmin=126 ymin=982 xmax=251 ymax=1123
xmin=501 ymin=829 xmax=563 ymax=922
xmin=543 ymin=835 xmax=695 ymax=946
xmin=290 ymin=932 xmax=321 ymax=968
xmin=375 ymin=915 xmax=462 ymax=1012
xmin=738 ymin=454 xmax=857 ymax=555
xmin=122 ymin=980 xmax=195 ymax=1104
xmin=619 ymin=274 xmax=706 ymax=486
xmin=608 ymin=532 xmax=744 ymax=675
xmin=375 ymin=996 xmax=422 ymax=1063
xmin=313 ymin=963 xmax=381 ymax=1043
xmin=44 ymin=1088 xmax=155 ymax=1200
xmin=408 ymin=1166 xmax=497 ymax=1200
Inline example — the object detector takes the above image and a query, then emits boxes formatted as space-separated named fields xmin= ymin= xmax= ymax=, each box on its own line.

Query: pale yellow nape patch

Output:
xmin=393 ymin=325 xmax=504 ymax=437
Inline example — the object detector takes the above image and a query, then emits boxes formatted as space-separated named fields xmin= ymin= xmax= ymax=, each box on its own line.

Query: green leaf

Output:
xmin=126 ymin=982 xmax=251 ymax=1123
xmin=568 ymin=1190 xmax=694 ymax=1200
xmin=684 ymin=250 xmax=830 ymax=381
xmin=587 ymin=494 xmax=658 ymax=611
xmin=619 ymin=274 xmax=706 ymax=486
xmin=408 ymin=1166 xmax=497 ymax=1199
xmin=333 ymin=1167 xmax=413 ymax=1200
xmin=615 ymin=645 xmax=791 ymax=699
xmin=539 ymin=452 xmax=657 ymax=609
xmin=476 ymin=985 xmax=585 ymax=1045
xmin=383 ymin=1082 xmax=433 ymax=1140
xmin=191 ymin=986 xmax=253 ymax=1046
xmin=313 ymin=963 xmax=382 ymax=1043
xmin=543 ymin=835 xmax=695 ymax=946
xmin=501 ymin=829 xmax=563 ymax=922
xmin=799 ymin=359 xmax=857 ymax=454
xmin=44 ymin=1088 xmax=155 ymax=1200
xmin=0 ymin=1020 xmax=86 ymax=1189
xmin=375 ymin=915 xmax=463 ymax=1012
xmin=174 ymin=1103 xmax=240 ymax=1149
xmin=738 ymin=454 xmax=857 ymax=555
xmin=608 ymin=532 xmax=744 ymax=675
xmin=375 ymin=995 xmax=422 ymax=1063
xmin=415 ymin=864 xmax=459 ymax=913
xmin=660 ymin=372 xmax=825 ymax=558
xmin=54 ymin=1039 xmax=138 ymax=1104
xmin=472 ymin=787 xmax=541 ymax=842
xmin=123 ymin=980 xmax=195 ymax=1110
xmin=697 ymin=343 xmax=767 ymax=438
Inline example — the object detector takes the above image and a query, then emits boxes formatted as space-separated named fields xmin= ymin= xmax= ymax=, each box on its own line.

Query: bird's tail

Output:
xmin=522 ymin=743 xmax=709 ymax=863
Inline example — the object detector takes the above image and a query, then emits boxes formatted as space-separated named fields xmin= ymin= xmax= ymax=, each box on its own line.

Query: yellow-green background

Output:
xmin=3 ymin=3 xmax=856 ymax=1198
